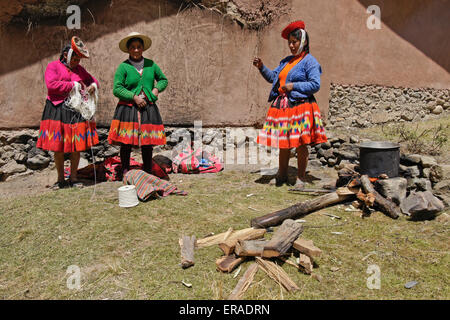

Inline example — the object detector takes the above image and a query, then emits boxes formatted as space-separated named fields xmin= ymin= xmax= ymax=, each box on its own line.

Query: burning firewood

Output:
xmin=360 ymin=175 xmax=400 ymax=219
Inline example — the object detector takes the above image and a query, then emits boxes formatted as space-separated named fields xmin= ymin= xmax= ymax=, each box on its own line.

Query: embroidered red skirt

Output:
xmin=257 ymin=95 xmax=327 ymax=149
xmin=37 ymin=99 xmax=99 ymax=153
xmin=108 ymin=102 xmax=166 ymax=146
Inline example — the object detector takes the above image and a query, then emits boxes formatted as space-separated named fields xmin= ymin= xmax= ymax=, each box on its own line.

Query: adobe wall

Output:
xmin=0 ymin=0 xmax=448 ymax=129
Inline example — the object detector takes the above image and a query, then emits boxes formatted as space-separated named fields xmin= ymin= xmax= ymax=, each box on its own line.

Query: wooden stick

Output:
xmin=235 ymin=239 xmax=267 ymax=257
xmin=299 ymin=254 xmax=313 ymax=274
xmin=256 ymin=257 xmax=299 ymax=292
xmin=251 ymin=192 xmax=355 ymax=228
xmin=218 ymin=228 xmax=266 ymax=255
xmin=227 ymin=263 xmax=259 ymax=300
xmin=179 ymin=235 xmax=196 ymax=269
xmin=197 ymin=227 xmax=264 ymax=248
xmin=216 ymin=254 xmax=245 ymax=273
xmin=360 ymin=175 xmax=400 ymax=219
xmin=292 ymin=238 xmax=322 ymax=258
xmin=262 ymin=219 xmax=303 ymax=258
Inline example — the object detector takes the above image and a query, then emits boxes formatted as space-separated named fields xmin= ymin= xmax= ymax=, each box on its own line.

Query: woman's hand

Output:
xmin=86 ymin=84 xmax=96 ymax=95
xmin=281 ymin=82 xmax=294 ymax=92
xmin=152 ymin=88 xmax=159 ymax=98
xmin=133 ymin=95 xmax=147 ymax=108
xmin=253 ymin=57 xmax=263 ymax=70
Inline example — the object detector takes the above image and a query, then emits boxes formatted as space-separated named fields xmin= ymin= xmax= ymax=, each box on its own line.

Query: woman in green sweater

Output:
xmin=108 ymin=32 xmax=168 ymax=176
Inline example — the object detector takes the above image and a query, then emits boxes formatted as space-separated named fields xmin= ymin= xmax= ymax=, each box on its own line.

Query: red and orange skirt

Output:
xmin=107 ymin=102 xmax=166 ymax=147
xmin=37 ymin=99 xmax=99 ymax=153
xmin=257 ymin=94 xmax=327 ymax=149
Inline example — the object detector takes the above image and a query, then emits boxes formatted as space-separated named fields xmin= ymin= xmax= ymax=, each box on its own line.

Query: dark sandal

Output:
xmin=50 ymin=181 xmax=69 ymax=190
xmin=69 ymin=180 xmax=84 ymax=188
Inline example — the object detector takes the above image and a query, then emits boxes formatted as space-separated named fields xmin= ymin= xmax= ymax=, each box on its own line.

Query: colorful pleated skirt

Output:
xmin=37 ymin=99 xmax=99 ymax=153
xmin=107 ymin=102 xmax=166 ymax=147
xmin=257 ymin=94 xmax=327 ymax=149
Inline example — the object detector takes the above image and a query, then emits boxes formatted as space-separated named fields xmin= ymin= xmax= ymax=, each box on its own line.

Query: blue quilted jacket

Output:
xmin=259 ymin=53 xmax=322 ymax=102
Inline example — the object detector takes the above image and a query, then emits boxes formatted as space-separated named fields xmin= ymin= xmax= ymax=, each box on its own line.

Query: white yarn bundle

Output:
xmin=65 ymin=81 xmax=98 ymax=120
xmin=118 ymin=185 xmax=139 ymax=208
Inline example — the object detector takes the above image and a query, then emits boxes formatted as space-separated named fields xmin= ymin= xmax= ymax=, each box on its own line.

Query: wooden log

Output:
xmin=292 ymin=238 xmax=322 ymax=258
xmin=218 ymin=228 xmax=266 ymax=255
xmin=216 ymin=254 xmax=245 ymax=273
xmin=255 ymin=257 xmax=300 ymax=292
xmin=251 ymin=192 xmax=355 ymax=228
xmin=360 ymin=175 xmax=400 ymax=219
xmin=299 ymin=254 xmax=313 ymax=274
xmin=197 ymin=227 xmax=264 ymax=249
xmin=227 ymin=263 xmax=259 ymax=300
xmin=179 ymin=235 xmax=196 ymax=269
xmin=262 ymin=219 xmax=303 ymax=258
xmin=235 ymin=239 xmax=268 ymax=257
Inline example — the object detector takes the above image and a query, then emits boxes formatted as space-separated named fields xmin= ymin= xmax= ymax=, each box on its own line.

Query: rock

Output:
xmin=327 ymin=158 xmax=337 ymax=166
xmin=0 ymin=158 xmax=6 ymax=167
xmin=27 ymin=146 xmax=48 ymax=159
xmin=432 ymin=106 xmax=443 ymax=114
xmin=308 ymin=159 xmax=323 ymax=168
xmin=430 ymin=165 xmax=450 ymax=184
xmin=375 ymin=177 xmax=407 ymax=206
xmin=400 ymin=191 xmax=445 ymax=220
xmin=332 ymin=142 xmax=341 ymax=148
xmin=422 ymin=168 xmax=431 ymax=179
xmin=401 ymin=154 xmax=421 ymax=166
xmin=319 ymin=157 xmax=327 ymax=165
xmin=333 ymin=150 xmax=358 ymax=161
xmin=1 ymin=150 xmax=15 ymax=160
xmin=420 ymin=155 xmax=437 ymax=168
xmin=320 ymin=141 xmax=332 ymax=149
xmin=401 ymin=113 xmax=414 ymax=121
xmin=103 ymin=146 xmax=119 ymax=158
xmin=14 ymin=152 xmax=27 ymax=164
xmin=5 ymin=130 xmax=35 ymax=144
xmin=26 ymin=155 xmax=51 ymax=170
xmin=0 ymin=161 xmax=27 ymax=180
xmin=433 ymin=180 xmax=450 ymax=195
xmin=400 ymin=165 xmax=421 ymax=178
xmin=415 ymin=178 xmax=432 ymax=192
xmin=323 ymin=149 xmax=334 ymax=159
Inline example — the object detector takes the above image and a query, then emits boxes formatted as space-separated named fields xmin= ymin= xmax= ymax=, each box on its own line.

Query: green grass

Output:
xmin=0 ymin=170 xmax=448 ymax=300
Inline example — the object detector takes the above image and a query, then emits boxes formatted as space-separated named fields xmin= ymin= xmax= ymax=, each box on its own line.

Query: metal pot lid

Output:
xmin=359 ymin=141 xmax=400 ymax=149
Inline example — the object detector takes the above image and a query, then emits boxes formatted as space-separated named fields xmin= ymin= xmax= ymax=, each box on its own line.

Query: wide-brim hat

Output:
xmin=119 ymin=32 xmax=152 ymax=53
xmin=281 ymin=20 xmax=306 ymax=39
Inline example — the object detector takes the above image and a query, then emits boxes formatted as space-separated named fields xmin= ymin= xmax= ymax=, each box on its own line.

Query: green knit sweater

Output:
xmin=113 ymin=58 xmax=168 ymax=103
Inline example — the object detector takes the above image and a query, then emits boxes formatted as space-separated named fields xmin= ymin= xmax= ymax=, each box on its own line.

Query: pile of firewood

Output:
xmin=179 ymin=219 xmax=322 ymax=299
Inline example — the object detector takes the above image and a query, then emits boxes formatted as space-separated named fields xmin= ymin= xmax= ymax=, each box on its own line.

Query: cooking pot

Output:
xmin=359 ymin=141 xmax=400 ymax=178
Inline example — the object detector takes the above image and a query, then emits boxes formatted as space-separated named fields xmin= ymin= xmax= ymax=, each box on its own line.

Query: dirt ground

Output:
xmin=0 ymin=156 xmax=338 ymax=200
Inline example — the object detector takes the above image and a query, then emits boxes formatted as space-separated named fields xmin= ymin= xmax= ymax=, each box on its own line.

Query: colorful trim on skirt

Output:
xmin=37 ymin=99 xmax=99 ymax=153
xmin=108 ymin=102 xmax=166 ymax=146
xmin=257 ymin=94 xmax=327 ymax=149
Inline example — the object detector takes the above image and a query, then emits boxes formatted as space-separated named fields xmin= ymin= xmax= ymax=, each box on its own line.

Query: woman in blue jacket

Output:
xmin=254 ymin=20 xmax=327 ymax=189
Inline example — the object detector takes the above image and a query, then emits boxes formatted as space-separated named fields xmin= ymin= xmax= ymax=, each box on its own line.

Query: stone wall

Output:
xmin=328 ymin=84 xmax=450 ymax=129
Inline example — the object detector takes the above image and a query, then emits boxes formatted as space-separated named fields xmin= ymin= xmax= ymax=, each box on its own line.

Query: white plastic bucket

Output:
xmin=118 ymin=185 xmax=139 ymax=208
